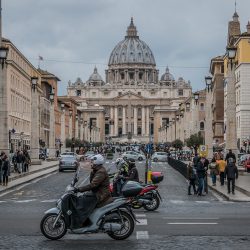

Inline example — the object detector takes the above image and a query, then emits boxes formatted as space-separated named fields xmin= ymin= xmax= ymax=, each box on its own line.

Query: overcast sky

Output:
xmin=3 ymin=0 xmax=250 ymax=95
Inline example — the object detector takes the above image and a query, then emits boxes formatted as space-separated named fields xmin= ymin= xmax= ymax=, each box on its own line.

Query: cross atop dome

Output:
xmin=126 ymin=17 xmax=138 ymax=38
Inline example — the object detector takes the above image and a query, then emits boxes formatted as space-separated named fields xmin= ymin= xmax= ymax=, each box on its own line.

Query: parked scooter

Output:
xmin=110 ymin=172 xmax=163 ymax=211
xmin=40 ymin=169 xmax=141 ymax=240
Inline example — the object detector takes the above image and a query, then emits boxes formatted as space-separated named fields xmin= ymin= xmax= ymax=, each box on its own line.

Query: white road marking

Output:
xmin=163 ymin=217 xmax=219 ymax=220
xmin=13 ymin=199 xmax=37 ymax=203
xmin=195 ymin=201 xmax=210 ymax=204
xmin=135 ymin=213 xmax=146 ymax=217
xmin=169 ymin=200 xmax=185 ymax=204
xmin=168 ymin=222 xmax=218 ymax=225
xmin=136 ymin=231 xmax=149 ymax=240
xmin=40 ymin=199 xmax=57 ymax=203
xmin=136 ymin=219 xmax=148 ymax=225
xmin=0 ymin=201 xmax=6 ymax=203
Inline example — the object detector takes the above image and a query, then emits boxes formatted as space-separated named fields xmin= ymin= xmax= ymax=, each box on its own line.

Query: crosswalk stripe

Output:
xmin=13 ymin=199 xmax=37 ymax=203
xmin=195 ymin=201 xmax=210 ymax=204
xmin=136 ymin=231 xmax=149 ymax=239
xmin=168 ymin=222 xmax=218 ymax=225
xmin=136 ymin=219 xmax=148 ymax=225
xmin=0 ymin=201 xmax=6 ymax=203
xmin=169 ymin=200 xmax=185 ymax=204
xmin=40 ymin=199 xmax=57 ymax=203
xmin=135 ymin=213 xmax=146 ymax=217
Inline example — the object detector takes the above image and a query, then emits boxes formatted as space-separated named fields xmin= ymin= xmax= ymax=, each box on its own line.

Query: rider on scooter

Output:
xmin=75 ymin=154 xmax=112 ymax=208
xmin=125 ymin=158 xmax=139 ymax=182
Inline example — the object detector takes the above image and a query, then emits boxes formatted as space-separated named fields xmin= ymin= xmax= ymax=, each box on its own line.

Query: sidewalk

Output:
xmin=207 ymin=172 xmax=250 ymax=202
xmin=0 ymin=160 xmax=59 ymax=194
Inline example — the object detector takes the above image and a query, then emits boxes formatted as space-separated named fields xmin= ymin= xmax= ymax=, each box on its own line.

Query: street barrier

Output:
xmin=168 ymin=157 xmax=188 ymax=179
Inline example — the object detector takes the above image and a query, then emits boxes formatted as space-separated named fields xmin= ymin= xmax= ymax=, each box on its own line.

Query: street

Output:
xmin=0 ymin=160 xmax=250 ymax=250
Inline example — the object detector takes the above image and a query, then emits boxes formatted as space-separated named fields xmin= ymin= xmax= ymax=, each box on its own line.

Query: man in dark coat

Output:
xmin=126 ymin=158 xmax=139 ymax=182
xmin=225 ymin=158 xmax=238 ymax=194
xmin=76 ymin=154 xmax=112 ymax=208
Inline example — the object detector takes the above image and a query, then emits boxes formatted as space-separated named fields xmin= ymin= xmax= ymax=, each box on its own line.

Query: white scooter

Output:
xmin=40 ymin=168 xmax=142 ymax=240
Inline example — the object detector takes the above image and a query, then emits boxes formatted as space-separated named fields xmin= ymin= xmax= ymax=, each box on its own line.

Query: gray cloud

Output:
xmin=3 ymin=0 xmax=250 ymax=95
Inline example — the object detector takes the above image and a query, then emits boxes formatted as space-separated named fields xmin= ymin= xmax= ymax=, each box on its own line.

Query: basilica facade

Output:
xmin=67 ymin=18 xmax=192 ymax=143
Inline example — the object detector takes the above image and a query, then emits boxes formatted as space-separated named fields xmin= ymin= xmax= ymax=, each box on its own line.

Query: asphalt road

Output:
xmin=0 ymin=157 xmax=250 ymax=249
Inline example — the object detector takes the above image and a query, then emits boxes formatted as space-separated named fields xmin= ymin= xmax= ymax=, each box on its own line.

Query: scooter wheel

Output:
xmin=143 ymin=195 xmax=160 ymax=211
xmin=107 ymin=211 xmax=134 ymax=240
xmin=40 ymin=213 xmax=67 ymax=240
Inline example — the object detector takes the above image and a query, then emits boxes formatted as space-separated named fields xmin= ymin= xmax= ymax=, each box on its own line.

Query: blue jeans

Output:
xmin=211 ymin=174 xmax=216 ymax=184
xmin=198 ymin=177 xmax=204 ymax=195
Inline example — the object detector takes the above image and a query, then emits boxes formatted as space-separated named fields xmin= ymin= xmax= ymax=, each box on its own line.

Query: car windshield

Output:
xmin=61 ymin=152 xmax=74 ymax=155
xmin=61 ymin=156 xmax=76 ymax=161
xmin=85 ymin=151 xmax=94 ymax=155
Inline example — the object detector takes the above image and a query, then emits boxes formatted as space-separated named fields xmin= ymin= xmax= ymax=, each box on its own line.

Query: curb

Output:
xmin=0 ymin=164 xmax=58 ymax=195
xmin=208 ymin=184 xmax=250 ymax=202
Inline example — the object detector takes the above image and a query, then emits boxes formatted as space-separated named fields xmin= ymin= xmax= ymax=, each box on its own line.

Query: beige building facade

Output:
xmin=67 ymin=19 xmax=192 ymax=143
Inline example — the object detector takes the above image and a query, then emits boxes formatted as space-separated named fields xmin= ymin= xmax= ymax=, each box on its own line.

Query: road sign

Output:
xmin=199 ymin=145 xmax=208 ymax=157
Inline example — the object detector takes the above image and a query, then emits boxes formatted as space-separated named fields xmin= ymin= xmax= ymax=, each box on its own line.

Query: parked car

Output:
xmin=60 ymin=151 xmax=83 ymax=161
xmin=59 ymin=155 xmax=79 ymax=172
xmin=239 ymin=154 xmax=250 ymax=166
xmin=122 ymin=151 xmax=145 ymax=161
xmin=152 ymin=152 xmax=168 ymax=162
xmin=84 ymin=151 xmax=95 ymax=160
xmin=244 ymin=157 xmax=250 ymax=172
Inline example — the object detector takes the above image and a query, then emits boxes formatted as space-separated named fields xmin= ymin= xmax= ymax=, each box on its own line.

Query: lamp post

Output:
xmin=205 ymin=76 xmax=212 ymax=92
xmin=225 ymin=46 xmax=237 ymax=157
xmin=60 ymin=103 xmax=65 ymax=153
xmin=69 ymin=109 xmax=73 ymax=139
xmin=30 ymin=76 xmax=40 ymax=162
xmin=194 ymin=92 xmax=199 ymax=105
xmin=49 ymin=88 xmax=56 ymax=158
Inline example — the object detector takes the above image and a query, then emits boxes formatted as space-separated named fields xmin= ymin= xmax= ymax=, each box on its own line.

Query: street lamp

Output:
xmin=194 ymin=92 xmax=199 ymax=105
xmin=31 ymin=76 xmax=38 ymax=91
xmin=49 ymin=88 xmax=55 ymax=102
xmin=186 ymin=102 xmax=190 ymax=111
xmin=61 ymin=103 xmax=65 ymax=109
xmin=227 ymin=46 xmax=237 ymax=70
xmin=0 ymin=46 xmax=8 ymax=69
xmin=69 ymin=110 xmax=73 ymax=117
xmin=205 ymin=76 xmax=212 ymax=92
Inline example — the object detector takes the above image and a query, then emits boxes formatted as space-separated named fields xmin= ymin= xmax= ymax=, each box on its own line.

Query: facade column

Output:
xmin=122 ymin=106 xmax=126 ymax=135
xmin=69 ymin=113 xmax=72 ymax=139
xmin=114 ymin=106 xmax=118 ymax=136
xmin=110 ymin=106 xmax=114 ymax=136
xmin=49 ymin=102 xmax=56 ymax=158
xmin=60 ymin=108 xmax=65 ymax=152
xmin=30 ymin=87 xmax=40 ymax=161
xmin=142 ymin=106 xmax=145 ymax=136
xmin=75 ymin=115 xmax=79 ymax=139
xmin=134 ymin=106 xmax=137 ymax=136
xmin=225 ymin=64 xmax=237 ymax=156
xmin=146 ymin=107 xmax=150 ymax=136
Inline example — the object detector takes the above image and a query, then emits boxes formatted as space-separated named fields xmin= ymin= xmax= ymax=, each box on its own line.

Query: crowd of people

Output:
xmin=187 ymin=149 xmax=238 ymax=196
xmin=0 ymin=149 xmax=31 ymax=187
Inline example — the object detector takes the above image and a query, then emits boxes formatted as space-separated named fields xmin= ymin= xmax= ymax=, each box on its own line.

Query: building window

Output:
xmin=200 ymin=103 xmax=205 ymax=111
xmin=118 ymin=107 xmax=122 ymax=117
xmin=138 ymin=92 xmax=141 ymax=96
xmin=121 ymin=73 xmax=125 ymax=80
xmin=129 ymin=72 xmax=134 ymax=80
xmin=76 ymin=90 xmax=81 ymax=96
xmin=138 ymin=108 xmax=142 ymax=116
xmin=178 ymin=89 xmax=183 ymax=96
xmin=200 ymin=122 xmax=205 ymax=131
xmin=118 ymin=92 xmax=122 ymax=96
xmin=139 ymin=72 xmax=143 ymax=80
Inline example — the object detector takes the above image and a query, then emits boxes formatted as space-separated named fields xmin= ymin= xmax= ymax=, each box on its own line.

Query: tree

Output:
xmin=185 ymin=132 xmax=204 ymax=151
xmin=172 ymin=139 xmax=183 ymax=149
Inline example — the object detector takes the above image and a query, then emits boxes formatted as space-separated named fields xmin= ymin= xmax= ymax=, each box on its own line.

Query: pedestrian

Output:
xmin=2 ymin=154 xmax=10 ymax=186
xmin=187 ymin=162 xmax=197 ymax=195
xmin=200 ymin=156 xmax=209 ymax=194
xmin=196 ymin=157 xmax=206 ymax=196
xmin=225 ymin=158 xmax=238 ymax=194
xmin=217 ymin=157 xmax=226 ymax=186
xmin=225 ymin=149 xmax=236 ymax=164
xmin=23 ymin=150 xmax=31 ymax=172
xmin=15 ymin=150 xmax=24 ymax=174
xmin=192 ymin=153 xmax=199 ymax=168
xmin=0 ymin=151 xmax=5 ymax=185
xmin=209 ymin=158 xmax=219 ymax=186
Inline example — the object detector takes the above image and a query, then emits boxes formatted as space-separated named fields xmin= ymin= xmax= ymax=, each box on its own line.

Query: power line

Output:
xmin=29 ymin=57 xmax=208 ymax=69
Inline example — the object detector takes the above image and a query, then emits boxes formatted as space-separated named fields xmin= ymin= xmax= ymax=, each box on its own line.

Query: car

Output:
xmin=84 ymin=151 xmax=95 ymax=160
xmin=59 ymin=155 xmax=79 ymax=172
xmin=152 ymin=152 xmax=168 ymax=162
xmin=60 ymin=151 xmax=83 ymax=161
xmin=122 ymin=151 xmax=145 ymax=161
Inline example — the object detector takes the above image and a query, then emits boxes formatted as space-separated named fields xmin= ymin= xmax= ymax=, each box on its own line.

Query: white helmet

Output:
xmin=115 ymin=158 xmax=122 ymax=166
xmin=90 ymin=154 xmax=105 ymax=165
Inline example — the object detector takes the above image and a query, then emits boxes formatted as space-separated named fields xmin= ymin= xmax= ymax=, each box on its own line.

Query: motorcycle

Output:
xmin=40 ymin=169 xmax=141 ymax=240
xmin=109 ymin=172 xmax=163 ymax=211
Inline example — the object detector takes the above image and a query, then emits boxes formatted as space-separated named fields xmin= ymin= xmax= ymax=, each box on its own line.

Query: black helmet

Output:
xmin=127 ymin=158 xmax=135 ymax=166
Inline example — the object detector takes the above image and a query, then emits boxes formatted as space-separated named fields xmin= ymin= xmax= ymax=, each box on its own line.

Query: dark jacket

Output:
xmin=187 ymin=165 xmax=196 ymax=180
xmin=2 ymin=160 xmax=10 ymax=176
xmin=226 ymin=152 xmax=236 ymax=163
xmin=15 ymin=154 xmax=24 ymax=164
xmin=78 ymin=165 xmax=111 ymax=207
xmin=127 ymin=167 xmax=139 ymax=182
xmin=225 ymin=163 xmax=238 ymax=179
xmin=196 ymin=162 xmax=206 ymax=178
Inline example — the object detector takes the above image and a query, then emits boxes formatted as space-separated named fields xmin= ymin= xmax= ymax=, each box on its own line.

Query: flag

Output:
xmin=39 ymin=55 xmax=43 ymax=60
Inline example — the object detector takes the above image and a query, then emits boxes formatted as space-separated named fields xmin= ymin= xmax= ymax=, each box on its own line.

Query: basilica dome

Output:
xmin=108 ymin=18 xmax=156 ymax=66
xmin=161 ymin=67 xmax=175 ymax=81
